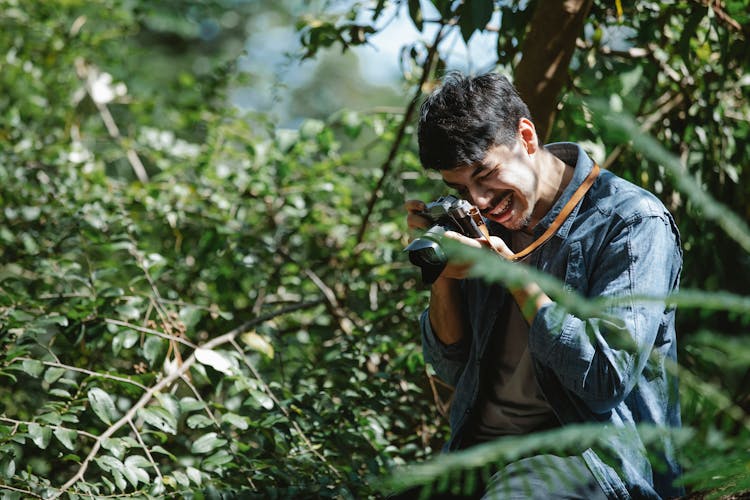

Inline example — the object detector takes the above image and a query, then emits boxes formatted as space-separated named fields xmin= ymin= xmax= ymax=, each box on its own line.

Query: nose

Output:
xmin=467 ymin=184 xmax=492 ymax=210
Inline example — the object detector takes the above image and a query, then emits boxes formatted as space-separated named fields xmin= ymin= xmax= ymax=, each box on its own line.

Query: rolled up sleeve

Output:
xmin=528 ymin=213 xmax=681 ymax=414
xmin=420 ymin=308 xmax=470 ymax=387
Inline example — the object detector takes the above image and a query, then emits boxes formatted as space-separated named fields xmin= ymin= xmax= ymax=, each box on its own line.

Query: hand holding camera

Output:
xmin=405 ymin=196 xmax=511 ymax=284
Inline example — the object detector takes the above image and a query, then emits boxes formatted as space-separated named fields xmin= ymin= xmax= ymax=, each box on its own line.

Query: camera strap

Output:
xmin=480 ymin=163 xmax=601 ymax=261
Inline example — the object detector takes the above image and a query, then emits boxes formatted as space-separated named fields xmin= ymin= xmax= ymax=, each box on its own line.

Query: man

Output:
xmin=405 ymin=72 xmax=683 ymax=499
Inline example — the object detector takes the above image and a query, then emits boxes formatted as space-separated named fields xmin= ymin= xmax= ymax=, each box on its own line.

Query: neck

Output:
xmin=528 ymin=150 xmax=575 ymax=230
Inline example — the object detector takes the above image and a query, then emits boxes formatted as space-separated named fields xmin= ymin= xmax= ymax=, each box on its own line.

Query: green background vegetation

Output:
xmin=1 ymin=0 xmax=749 ymax=498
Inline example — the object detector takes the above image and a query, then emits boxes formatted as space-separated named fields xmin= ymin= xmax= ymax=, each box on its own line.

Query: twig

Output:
xmin=104 ymin=318 xmax=197 ymax=349
xmin=275 ymin=247 xmax=359 ymax=336
xmin=303 ymin=268 xmax=355 ymax=335
xmin=51 ymin=299 xmax=324 ymax=498
xmin=74 ymin=58 xmax=149 ymax=183
xmin=602 ymin=92 xmax=685 ymax=170
xmin=177 ymin=371 xmax=256 ymax=489
xmin=10 ymin=357 xmax=147 ymax=391
xmin=575 ymin=38 xmax=650 ymax=58
xmin=0 ymin=416 xmax=99 ymax=441
xmin=354 ymin=22 xmax=448 ymax=245
xmin=0 ymin=485 xmax=43 ymax=498
xmin=426 ymin=370 xmax=453 ymax=418
xmin=229 ymin=338 xmax=341 ymax=478
xmin=127 ymin=418 xmax=164 ymax=481
xmin=697 ymin=0 xmax=744 ymax=33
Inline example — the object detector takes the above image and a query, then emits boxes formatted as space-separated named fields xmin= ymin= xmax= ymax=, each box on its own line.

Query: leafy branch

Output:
xmin=355 ymin=21 xmax=448 ymax=245
xmin=52 ymin=300 xmax=324 ymax=498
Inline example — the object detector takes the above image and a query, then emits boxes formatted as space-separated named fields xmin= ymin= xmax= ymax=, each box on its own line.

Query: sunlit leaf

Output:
xmin=187 ymin=414 xmax=213 ymax=429
xmin=21 ymin=359 xmax=43 ymax=378
xmin=138 ymin=406 xmax=177 ymax=434
xmin=124 ymin=455 xmax=150 ymax=486
xmin=191 ymin=432 xmax=228 ymax=454
xmin=186 ymin=466 xmax=202 ymax=485
xmin=88 ymin=388 xmax=118 ymax=425
xmin=194 ymin=348 xmax=234 ymax=375
xmin=221 ymin=412 xmax=249 ymax=430
xmin=240 ymin=331 xmax=274 ymax=359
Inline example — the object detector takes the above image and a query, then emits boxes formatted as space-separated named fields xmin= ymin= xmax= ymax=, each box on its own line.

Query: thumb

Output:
xmin=487 ymin=236 xmax=514 ymax=259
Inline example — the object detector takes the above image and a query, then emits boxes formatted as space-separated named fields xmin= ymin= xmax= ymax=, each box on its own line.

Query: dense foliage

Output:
xmin=1 ymin=0 xmax=749 ymax=498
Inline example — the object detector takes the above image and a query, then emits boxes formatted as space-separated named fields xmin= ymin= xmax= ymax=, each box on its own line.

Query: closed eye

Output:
xmin=443 ymin=180 xmax=464 ymax=191
xmin=477 ymin=168 xmax=496 ymax=183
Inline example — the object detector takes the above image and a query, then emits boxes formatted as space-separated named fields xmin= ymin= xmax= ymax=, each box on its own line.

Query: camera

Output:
xmin=405 ymin=195 xmax=488 ymax=284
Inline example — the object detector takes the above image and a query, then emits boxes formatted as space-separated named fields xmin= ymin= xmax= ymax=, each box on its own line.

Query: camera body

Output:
xmin=405 ymin=195 xmax=487 ymax=284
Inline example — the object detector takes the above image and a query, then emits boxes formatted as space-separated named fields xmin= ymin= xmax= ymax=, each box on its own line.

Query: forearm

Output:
xmin=428 ymin=277 xmax=467 ymax=345
xmin=509 ymin=280 xmax=551 ymax=325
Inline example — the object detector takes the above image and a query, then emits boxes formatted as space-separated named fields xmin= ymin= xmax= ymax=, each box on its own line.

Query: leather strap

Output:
xmin=481 ymin=163 xmax=601 ymax=261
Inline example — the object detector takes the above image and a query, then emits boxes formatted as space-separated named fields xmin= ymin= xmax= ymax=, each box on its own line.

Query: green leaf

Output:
xmin=44 ymin=366 xmax=66 ymax=384
xmin=112 ymin=330 xmax=139 ymax=355
xmin=186 ymin=466 xmax=202 ymax=485
xmin=54 ymin=427 xmax=77 ymax=450
xmin=408 ymin=0 xmax=423 ymax=31
xmin=0 ymin=454 xmax=15 ymax=479
xmin=179 ymin=397 xmax=206 ymax=413
xmin=21 ymin=359 xmax=44 ymax=378
xmin=96 ymin=455 xmax=123 ymax=473
xmin=186 ymin=414 xmax=213 ymax=429
xmin=203 ymin=449 xmax=233 ymax=468
xmin=123 ymin=455 xmax=150 ymax=487
xmin=432 ymin=0 xmax=453 ymax=17
xmin=137 ymin=406 xmax=177 ymax=434
xmin=459 ymin=0 xmax=494 ymax=42
xmin=99 ymin=286 xmax=125 ymax=297
xmin=191 ymin=432 xmax=227 ymax=454
xmin=49 ymin=388 xmax=72 ymax=398
xmin=88 ymin=388 xmax=118 ymax=425
xmin=97 ymin=456 xmax=127 ymax=491
xmin=150 ymin=445 xmax=177 ymax=461
xmin=171 ymin=469 xmax=190 ymax=487
xmin=245 ymin=388 xmax=274 ymax=410
xmin=101 ymin=437 xmax=127 ymax=459
xmin=194 ymin=348 xmax=234 ymax=375
xmin=240 ymin=331 xmax=274 ymax=359
xmin=179 ymin=305 xmax=203 ymax=329
xmin=27 ymin=423 xmax=52 ymax=449
xmin=221 ymin=412 xmax=249 ymax=430
xmin=143 ymin=336 xmax=166 ymax=368
xmin=116 ymin=304 xmax=141 ymax=321
xmin=37 ymin=412 xmax=62 ymax=425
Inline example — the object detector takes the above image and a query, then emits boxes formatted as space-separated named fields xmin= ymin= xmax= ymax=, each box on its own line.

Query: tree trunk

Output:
xmin=514 ymin=0 xmax=593 ymax=142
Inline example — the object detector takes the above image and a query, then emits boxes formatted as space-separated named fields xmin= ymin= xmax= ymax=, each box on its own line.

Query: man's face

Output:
xmin=440 ymin=140 xmax=539 ymax=231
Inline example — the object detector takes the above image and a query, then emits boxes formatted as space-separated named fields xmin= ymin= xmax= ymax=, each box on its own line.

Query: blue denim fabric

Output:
xmin=421 ymin=143 xmax=683 ymax=499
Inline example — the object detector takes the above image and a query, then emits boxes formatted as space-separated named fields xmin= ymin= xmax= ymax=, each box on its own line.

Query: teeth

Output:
xmin=492 ymin=194 xmax=512 ymax=216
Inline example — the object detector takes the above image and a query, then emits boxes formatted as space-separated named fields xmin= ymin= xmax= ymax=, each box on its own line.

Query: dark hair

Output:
xmin=417 ymin=72 xmax=532 ymax=171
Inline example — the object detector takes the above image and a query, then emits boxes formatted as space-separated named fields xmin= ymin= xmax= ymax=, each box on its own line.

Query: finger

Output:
xmin=443 ymin=230 xmax=483 ymax=249
xmin=407 ymin=212 xmax=432 ymax=230
xmin=486 ymin=235 xmax=515 ymax=258
xmin=404 ymin=199 xmax=427 ymax=213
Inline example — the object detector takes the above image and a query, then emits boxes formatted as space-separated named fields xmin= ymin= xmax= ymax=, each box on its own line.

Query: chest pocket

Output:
xmin=563 ymin=240 xmax=587 ymax=294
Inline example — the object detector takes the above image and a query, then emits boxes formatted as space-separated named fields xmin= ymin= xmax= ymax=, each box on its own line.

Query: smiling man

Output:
xmin=405 ymin=72 xmax=684 ymax=499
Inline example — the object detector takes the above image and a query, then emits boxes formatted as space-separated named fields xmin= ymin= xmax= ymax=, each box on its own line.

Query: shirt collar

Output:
xmin=534 ymin=142 xmax=596 ymax=239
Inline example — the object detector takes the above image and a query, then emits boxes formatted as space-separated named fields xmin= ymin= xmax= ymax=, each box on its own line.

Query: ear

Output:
xmin=518 ymin=118 xmax=539 ymax=155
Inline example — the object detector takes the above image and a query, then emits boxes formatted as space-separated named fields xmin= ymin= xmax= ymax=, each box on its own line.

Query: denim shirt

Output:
xmin=421 ymin=143 xmax=683 ymax=499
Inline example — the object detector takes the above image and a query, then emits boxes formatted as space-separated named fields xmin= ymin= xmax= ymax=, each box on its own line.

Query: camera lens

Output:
xmin=404 ymin=227 xmax=449 ymax=284
xmin=413 ymin=247 xmax=441 ymax=266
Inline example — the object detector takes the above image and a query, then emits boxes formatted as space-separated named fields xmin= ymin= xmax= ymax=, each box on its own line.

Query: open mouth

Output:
xmin=487 ymin=192 xmax=513 ymax=222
